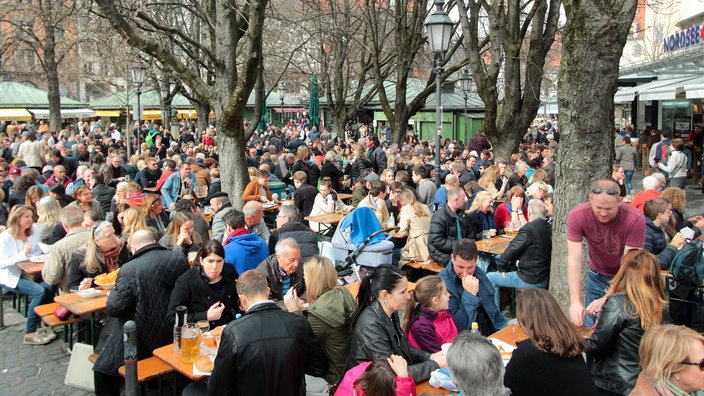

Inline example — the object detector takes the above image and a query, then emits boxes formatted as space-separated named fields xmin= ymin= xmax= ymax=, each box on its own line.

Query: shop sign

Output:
xmin=663 ymin=25 xmax=703 ymax=53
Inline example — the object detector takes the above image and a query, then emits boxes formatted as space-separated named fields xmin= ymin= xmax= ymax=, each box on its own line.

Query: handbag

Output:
xmin=52 ymin=304 xmax=71 ymax=321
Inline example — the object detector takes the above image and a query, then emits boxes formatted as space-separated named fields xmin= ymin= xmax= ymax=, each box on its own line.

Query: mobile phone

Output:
xmin=680 ymin=226 xmax=695 ymax=240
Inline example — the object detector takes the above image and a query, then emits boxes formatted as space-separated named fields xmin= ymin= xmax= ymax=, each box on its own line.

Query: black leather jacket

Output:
xmin=208 ymin=302 xmax=328 ymax=395
xmin=496 ymin=218 xmax=552 ymax=285
xmin=585 ymin=294 xmax=644 ymax=395
xmin=256 ymin=254 xmax=305 ymax=302
xmin=348 ymin=300 xmax=438 ymax=383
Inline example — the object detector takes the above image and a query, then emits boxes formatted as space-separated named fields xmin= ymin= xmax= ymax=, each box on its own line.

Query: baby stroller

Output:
xmin=332 ymin=207 xmax=397 ymax=282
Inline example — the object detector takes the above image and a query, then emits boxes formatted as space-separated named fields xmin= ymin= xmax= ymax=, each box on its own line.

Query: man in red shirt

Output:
xmin=567 ymin=179 xmax=646 ymax=327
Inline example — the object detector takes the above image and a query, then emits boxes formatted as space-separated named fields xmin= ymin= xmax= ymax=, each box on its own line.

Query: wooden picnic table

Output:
xmin=416 ymin=381 xmax=451 ymax=395
xmin=17 ymin=260 xmax=44 ymax=280
xmin=54 ymin=289 xmax=109 ymax=316
xmin=338 ymin=193 xmax=354 ymax=203
xmin=262 ymin=202 xmax=281 ymax=213
xmin=489 ymin=322 xmax=592 ymax=346
xmin=476 ymin=235 xmax=514 ymax=255
xmin=304 ymin=211 xmax=347 ymax=241
xmin=152 ymin=344 xmax=207 ymax=382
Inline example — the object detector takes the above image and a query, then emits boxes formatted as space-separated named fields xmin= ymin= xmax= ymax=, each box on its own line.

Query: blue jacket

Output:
xmin=160 ymin=172 xmax=199 ymax=208
xmin=439 ymin=260 xmax=507 ymax=333
xmin=224 ymin=232 xmax=269 ymax=275
xmin=644 ymin=217 xmax=677 ymax=270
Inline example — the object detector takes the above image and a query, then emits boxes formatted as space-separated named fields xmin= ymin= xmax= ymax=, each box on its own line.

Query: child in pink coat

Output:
xmin=335 ymin=355 xmax=416 ymax=396
xmin=402 ymin=276 xmax=459 ymax=353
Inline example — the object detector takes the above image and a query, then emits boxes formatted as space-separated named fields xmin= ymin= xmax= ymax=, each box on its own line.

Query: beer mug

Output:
xmin=181 ymin=323 xmax=200 ymax=363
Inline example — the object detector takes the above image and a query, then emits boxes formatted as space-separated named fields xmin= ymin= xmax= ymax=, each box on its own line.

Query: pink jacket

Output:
xmin=407 ymin=306 xmax=458 ymax=353
xmin=335 ymin=361 xmax=416 ymax=396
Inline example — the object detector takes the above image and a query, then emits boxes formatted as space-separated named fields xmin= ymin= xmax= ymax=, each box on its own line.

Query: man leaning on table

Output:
xmin=183 ymin=269 xmax=328 ymax=396
xmin=567 ymin=179 xmax=645 ymax=328
xmin=93 ymin=230 xmax=189 ymax=396
xmin=42 ymin=205 xmax=90 ymax=294
xmin=439 ymin=238 xmax=507 ymax=334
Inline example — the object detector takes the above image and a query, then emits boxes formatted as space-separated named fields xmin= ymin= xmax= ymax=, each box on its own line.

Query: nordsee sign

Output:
xmin=664 ymin=25 xmax=703 ymax=52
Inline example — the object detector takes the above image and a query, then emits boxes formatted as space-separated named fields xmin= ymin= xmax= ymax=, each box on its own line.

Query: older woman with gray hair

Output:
xmin=447 ymin=331 xmax=510 ymax=396
xmin=486 ymin=199 xmax=552 ymax=312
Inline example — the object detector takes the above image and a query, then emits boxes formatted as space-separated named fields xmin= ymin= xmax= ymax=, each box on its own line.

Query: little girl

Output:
xmin=402 ymin=276 xmax=458 ymax=353
xmin=334 ymin=355 xmax=415 ymax=396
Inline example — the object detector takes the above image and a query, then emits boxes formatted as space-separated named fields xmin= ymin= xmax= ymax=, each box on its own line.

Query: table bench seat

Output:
xmin=403 ymin=260 xmax=444 ymax=273
xmin=118 ymin=356 xmax=174 ymax=382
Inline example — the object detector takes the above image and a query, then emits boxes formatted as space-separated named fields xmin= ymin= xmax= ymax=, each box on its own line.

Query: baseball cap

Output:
xmin=8 ymin=167 xmax=21 ymax=176
xmin=364 ymin=173 xmax=380 ymax=183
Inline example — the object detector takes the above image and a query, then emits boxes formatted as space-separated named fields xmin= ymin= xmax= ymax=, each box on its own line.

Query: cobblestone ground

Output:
xmin=0 ymin=304 xmax=91 ymax=396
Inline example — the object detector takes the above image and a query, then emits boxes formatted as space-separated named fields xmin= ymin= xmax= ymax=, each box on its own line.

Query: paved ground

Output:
xmin=0 ymin=171 xmax=702 ymax=395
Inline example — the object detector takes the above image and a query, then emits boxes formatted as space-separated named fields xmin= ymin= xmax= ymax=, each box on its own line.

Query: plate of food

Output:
xmin=488 ymin=337 xmax=516 ymax=364
xmin=193 ymin=355 xmax=215 ymax=375
xmin=94 ymin=269 xmax=119 ymax=290
xmin=29 ymin=255 xmax=48 ymax=262
xmin=76 ymin=288 xmax=103 ymax=299
xmin=262 ymin=202 xmax=277 ymax=209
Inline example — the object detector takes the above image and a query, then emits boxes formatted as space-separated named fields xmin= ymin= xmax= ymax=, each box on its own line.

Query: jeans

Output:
xmin=624 ymin=169 xmax=634 ymax=193
xmin=585 ymin=269 xmax=613 ymax=327
xmin=486 ymin=271 xmax=548 ymax=310
xmin=4 ymin=279 xmax=52 ymax=333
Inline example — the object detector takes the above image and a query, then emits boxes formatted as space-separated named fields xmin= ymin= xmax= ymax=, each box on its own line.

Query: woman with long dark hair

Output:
xmin=347 ymin=265 xmax=446 ymax=383
xmin=504 ymin=288 xmax=599 ymax=395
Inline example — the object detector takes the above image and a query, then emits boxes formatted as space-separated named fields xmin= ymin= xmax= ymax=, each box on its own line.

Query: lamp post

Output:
xmin=160 ymin=84 xmax=169 ymax=129
xmin=278 ymin=81 xmax=287 ymax=126
xmin=459 ymin=68 xmax=473 ymax=145
xmin=131 ymin=64 xmax=146 ymax=153
xmin=425 ymin=0 xmax=453 ymax=187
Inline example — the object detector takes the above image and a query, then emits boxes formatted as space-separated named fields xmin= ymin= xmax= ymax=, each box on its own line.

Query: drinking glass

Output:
xmin=197 ymin=320 xmax=210 ymax=335
xmin=181 ymin=323 xmax=200 ymax=363
xmin=481 ymin=230 xmax=492 ymax=240
xmin=504 ymin=221 xmax=513 ymax=235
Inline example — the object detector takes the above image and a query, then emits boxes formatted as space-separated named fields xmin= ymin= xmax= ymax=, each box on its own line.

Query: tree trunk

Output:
xmin=44 ymin=29 xmax=62 ymax=133
xmin=196 ymin=101 xmax=210 ymax=136
xmin=487 ymin=126 xmax=524 ymax=161
xmin=217 ymin=131 xmax=249 ymax=209
xmin=549 ymin=0 xmax=637 ymax=312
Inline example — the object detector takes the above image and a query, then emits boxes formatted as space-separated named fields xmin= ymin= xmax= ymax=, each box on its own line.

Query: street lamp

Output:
xmin=459 ymin=68 xmax=473 ymax=145
xmin=425 ymin=0 xmax=453 ymax=187
xmin=160 ymin=84 xmax=169 ymax=128
xmin=278 ymin=81 xmax=287 ymax=126
xmin=131 ymin=63 xmax=146 ymax=153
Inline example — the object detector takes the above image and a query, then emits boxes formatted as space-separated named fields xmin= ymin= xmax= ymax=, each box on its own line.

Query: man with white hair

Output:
xmin=631 ymin=175 xmax=660 ymax=212
xmin=508 ymin=161 xmax=528 ymax=190
xmin=487 ymin=199 xmax=552 ymax=312
xmin=66 ymin=165 xmax=88 ymax=195
xmin=447 ymin=332 xmax=510 ymax=396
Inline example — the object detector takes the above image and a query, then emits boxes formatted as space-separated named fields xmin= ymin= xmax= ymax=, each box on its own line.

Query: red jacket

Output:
xmin=632 ymin=189 xmax=660 ymax=212
xmin=495 ymin=202 xmax=528 ymax=232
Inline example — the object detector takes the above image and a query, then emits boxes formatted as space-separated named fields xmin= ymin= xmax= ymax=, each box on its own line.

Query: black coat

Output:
xmin=208 ymin=302 xmax=328 ymax=395
xmin=345 ymin=157 xmax=372 ymax=186
xmin=320 ymin=161 xmax=343 ymax=192
xmin=268 ymin=221 xmax=318 ymax=260
xmin=369 ymin=146 xmax=387 ymax=174
xmin=348 ymin=300 xmax=437 ymax=383
xmin=504 ymin=339 xmax=599 ymax=396
xmin=585 ymin=294 xmax=644 ymax=395
xmin=428 ymin=205 xmax=467 ymax=267
xmin=166 ymin=264 xmax=239 ymax=329
xmin=139 ymin=167 xmax=162 ymax=189
xmin=93 ymin=244 xmax=189 ymax=375
xmin=294 ymin=183 xmax=318 ymax=220
xmin=91 ymin=184 xmax=115 ymax=216
xmin=67 ymin=244 xmax=130 ymax=291
xmin=496 ymin=218 xmax=552 ymax=285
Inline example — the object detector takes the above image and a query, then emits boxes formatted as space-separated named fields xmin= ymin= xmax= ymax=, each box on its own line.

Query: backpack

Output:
xmin=660 ymin=144 xmax=671 ymax=165
xmin=669 ymin=239 xmax=704 ymax=288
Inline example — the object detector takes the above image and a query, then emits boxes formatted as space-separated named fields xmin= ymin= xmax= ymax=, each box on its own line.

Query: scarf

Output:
xmin=222 ymin=227 xmax=249 ymax=246
xmin=103 ymin=239 xmax=125 ymax=272
xmin=653 ymin=379 xmax=704 ymax=396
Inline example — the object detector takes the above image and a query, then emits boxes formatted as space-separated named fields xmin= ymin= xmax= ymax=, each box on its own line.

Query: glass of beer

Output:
xmin=197 ymin=320 xmax=210 ymax=335
xmin=181 ymin=323 xmax=200 ymax=363
xmin=504 ymin=221 xmax=513 ymax=235
xmin=203 ymin=206 xmax=213 ymax=222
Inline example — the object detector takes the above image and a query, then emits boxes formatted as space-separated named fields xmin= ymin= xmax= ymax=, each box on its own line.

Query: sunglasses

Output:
xmin=682 ymin=359 xmax=704 ymax=369
xmin=591 ymin=188 xmax=618 ymax=196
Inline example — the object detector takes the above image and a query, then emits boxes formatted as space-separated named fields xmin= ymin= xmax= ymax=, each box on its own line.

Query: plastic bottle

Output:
xmin=470 ymin=322 xmax=481 ymax=335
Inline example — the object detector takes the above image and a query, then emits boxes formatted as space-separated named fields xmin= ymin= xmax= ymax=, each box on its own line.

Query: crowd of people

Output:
xmin=0 ymin=117 xmax=703 ymax=396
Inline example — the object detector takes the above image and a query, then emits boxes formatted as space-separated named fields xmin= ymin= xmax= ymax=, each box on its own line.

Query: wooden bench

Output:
xmin=403 ymin=260 xmax=445 ymax=273
xmin=118 ymin=356 xmax=175 ymax=395
xmin=34 ymin=302 xmax=82 ymax=349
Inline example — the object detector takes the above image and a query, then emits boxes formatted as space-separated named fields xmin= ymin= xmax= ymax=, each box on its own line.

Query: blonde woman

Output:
xmin=632 ymin=324 xmax=704 ymax=395
xmin=36 ymin=196 xmax=61 ymax=245
xmin=0 ymin=205 xmax=53 ymax=345
xmin=120 ymin=207 xmax=153 ymax=243
xmin=397 ymin=189 xmax=432 ymax=266
xmin=159 ymin=212 xmax=202 ymax=254
xmin=478 ymin=165 xmax=508 ymax=200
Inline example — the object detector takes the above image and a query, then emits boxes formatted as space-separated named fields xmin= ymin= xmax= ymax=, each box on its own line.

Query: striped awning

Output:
xmin=0 ymin=108 xmax=32 ymax=121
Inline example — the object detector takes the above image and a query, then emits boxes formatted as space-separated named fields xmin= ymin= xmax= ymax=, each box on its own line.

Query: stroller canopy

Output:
xmin=338 ymin=207 xmax=386 ymax=246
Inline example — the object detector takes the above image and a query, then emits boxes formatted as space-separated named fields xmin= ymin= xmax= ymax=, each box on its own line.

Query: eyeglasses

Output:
xmin=682 ymin=359 xmax=704 ymax=369
xmin=591 ymin=188 xmax=618 ymax=196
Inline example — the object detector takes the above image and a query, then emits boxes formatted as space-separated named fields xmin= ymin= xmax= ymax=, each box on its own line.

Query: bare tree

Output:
xmin=458 ymin=0 xmax=561 ymax=159
xmin=94 ymin=0 xmax=267 ymax=207
xmin=1 ymin=0 xmax=81 ymax=132
xmin=550 ymin=0 xmax=638 ymax=311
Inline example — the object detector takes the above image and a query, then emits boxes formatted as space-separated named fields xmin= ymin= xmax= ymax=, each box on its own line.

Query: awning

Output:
xmin=142 ymin=110 xmax=162 ymax=120
xmin=0 ymin=108 xmax=32 ymax=121
xmin=175 ymin=109 xmax=216 ymax=119
xmin=614 ymin=87 xmax=636 ymax=103
xmin=684 ymin=76 xmax=704 ymax=99
xmin=274 ymin=107 xmax=306 ymax=112
xmin=634 ymin=76 xmax=699 ymax=102
xmin=29 ymin=108 xmax=97 ymax=119
xmin=95 ymin=110 xmax=120 ymax=117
